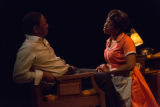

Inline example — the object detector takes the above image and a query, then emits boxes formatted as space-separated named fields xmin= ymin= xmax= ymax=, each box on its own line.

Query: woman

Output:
xmin=97 ymin=10 xmax=158 ymax=107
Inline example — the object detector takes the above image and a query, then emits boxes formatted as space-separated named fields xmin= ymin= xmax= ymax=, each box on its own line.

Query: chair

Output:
xmin=157 ymin=72 xmax=160 ymax=105
xmin=31 ymin=72 xmax=106 ymax=107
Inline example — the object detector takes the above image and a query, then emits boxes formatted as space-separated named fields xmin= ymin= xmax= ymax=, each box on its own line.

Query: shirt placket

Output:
xmin=107 ymin=47 xmax=112 ymax=71
xmin=42 ymin=39 xmax=66 ymax=65
xmin=42 ymin=39 xmax=53 ymax=54
xmin=106 ymin=40 xmax=117 ymax=71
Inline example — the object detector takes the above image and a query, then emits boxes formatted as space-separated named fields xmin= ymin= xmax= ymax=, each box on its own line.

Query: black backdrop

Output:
xmin=0 ymin=0 xmax=160 ymax=106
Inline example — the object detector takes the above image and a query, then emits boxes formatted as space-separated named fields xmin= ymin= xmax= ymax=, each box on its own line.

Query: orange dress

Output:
xmin=104 ymin=33 xmax=158 ymax=107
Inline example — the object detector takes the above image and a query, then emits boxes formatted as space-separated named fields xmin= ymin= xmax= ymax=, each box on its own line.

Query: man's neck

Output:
xmin=31 ymin=33 xmax=44 ymax=38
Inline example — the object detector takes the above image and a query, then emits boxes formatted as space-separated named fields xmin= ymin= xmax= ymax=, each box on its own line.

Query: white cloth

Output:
xmin=13 ymin=35 xmax=69 ymax=85
xmin=111 ymin=75 xmax=132 ymax=107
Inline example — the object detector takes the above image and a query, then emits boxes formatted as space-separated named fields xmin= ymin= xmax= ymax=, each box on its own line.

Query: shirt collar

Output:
xmin=116 ymin=33 xmax=125 ymax=42
xmin=25 ymin=34 xmax=44 ymax=42
xmin=107 ymin=32 xmax=125 ymax=43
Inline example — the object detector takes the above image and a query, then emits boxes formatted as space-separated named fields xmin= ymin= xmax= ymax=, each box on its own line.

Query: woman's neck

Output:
xmin=111 ymin=34 xmax=117 ymax=40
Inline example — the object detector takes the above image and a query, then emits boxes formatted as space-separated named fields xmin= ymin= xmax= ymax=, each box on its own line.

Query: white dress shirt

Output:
xmin=13 ymin=35 xmax=69 ymax=85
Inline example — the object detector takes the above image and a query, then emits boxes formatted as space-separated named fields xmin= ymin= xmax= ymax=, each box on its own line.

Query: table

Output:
xmin=145 ymin=70 xmax=160 ymax=105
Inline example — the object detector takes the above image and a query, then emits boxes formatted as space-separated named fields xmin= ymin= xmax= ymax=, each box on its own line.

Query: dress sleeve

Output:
xmin=123 ymin=36 xmax=136 ymax=56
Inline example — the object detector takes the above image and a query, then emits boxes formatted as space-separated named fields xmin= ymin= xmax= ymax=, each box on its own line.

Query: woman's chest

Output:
xmin=104 ymin=42 xmax=125 ymax=61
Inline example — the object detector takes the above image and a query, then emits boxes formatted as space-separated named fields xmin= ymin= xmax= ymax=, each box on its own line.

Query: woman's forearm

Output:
xmin=111 ymin=54 xmax=136 ymax=75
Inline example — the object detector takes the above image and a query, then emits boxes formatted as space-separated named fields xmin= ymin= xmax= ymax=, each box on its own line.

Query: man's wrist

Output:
xmin=34 ymin=70 xmax=43 ymax=85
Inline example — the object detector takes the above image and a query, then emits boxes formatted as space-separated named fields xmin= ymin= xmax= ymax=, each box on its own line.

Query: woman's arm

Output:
xmin=111 ymin=54 xmax=136 ymax=75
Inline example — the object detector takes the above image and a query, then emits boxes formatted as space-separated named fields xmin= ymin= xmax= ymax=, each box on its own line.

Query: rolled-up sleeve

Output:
xmin=13 ymin=45 xmax=43 ymax=85
xmin=34 ymin=69 xmax=43 ymax=85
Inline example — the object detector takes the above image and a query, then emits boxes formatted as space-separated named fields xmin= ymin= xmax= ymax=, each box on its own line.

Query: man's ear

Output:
xmin=33 ymin=25 xmax=39 ymax=34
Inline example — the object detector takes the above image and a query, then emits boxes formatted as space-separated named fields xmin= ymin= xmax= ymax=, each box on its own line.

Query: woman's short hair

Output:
xmin=22 ymin=12 xmax=42 ymax=34
xmin=107 ymin=10 xmax=130 ymax=33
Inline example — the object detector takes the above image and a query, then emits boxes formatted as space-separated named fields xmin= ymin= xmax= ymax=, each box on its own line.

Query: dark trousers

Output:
xmin=94 ymin=72 xmax=121 ymax=107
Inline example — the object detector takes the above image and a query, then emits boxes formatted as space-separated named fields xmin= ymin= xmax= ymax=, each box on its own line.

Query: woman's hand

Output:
xmin=96 ymin=64 xmax=108 ymax=72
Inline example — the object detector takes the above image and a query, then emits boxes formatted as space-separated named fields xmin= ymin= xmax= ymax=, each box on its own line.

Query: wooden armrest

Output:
xmin=56 ymin=72 xmax=95 ymax=96
xmin=31 ymin=72 xmax=106 ymax=107
xmin=56 ymin=72 xmax=95 ymax=81
xmin=31 ymin=72 xmax=96 ymax=97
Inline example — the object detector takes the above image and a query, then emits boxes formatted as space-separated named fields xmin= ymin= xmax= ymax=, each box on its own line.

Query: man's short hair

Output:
xmin=22 ymin=12 xmax=42 ymax=34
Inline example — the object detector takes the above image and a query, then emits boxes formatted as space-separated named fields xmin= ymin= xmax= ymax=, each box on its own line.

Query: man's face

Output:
xmin=38 ymin=15 xmax=48 ymax=37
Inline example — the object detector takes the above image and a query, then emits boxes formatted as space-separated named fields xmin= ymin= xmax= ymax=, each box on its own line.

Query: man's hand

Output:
xmin=42 ymin=72 xmax=55 ymax=82
xmin=68 ymin=66 xmax=77 ymax=71
xmin=96 ymin=64 xmax=108 ymax=72
xmin=65 ymin=65 xmax=77 ymax=75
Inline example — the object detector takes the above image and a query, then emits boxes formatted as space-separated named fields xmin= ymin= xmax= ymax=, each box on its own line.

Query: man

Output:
xmin=13 ymin=12 xmax=75 ymax=91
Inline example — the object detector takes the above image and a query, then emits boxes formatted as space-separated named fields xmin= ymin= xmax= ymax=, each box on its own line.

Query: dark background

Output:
xmin=1 ymin=0 xmax=160 ymax=106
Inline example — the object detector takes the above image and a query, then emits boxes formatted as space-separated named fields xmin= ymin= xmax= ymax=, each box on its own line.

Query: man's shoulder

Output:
xmin=18 ymin=40 xmax=38 ymax=53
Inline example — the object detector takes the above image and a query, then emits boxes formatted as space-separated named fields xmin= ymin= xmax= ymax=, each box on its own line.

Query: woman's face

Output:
xmin=103 ymin=17 xmax=117 ymax=35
